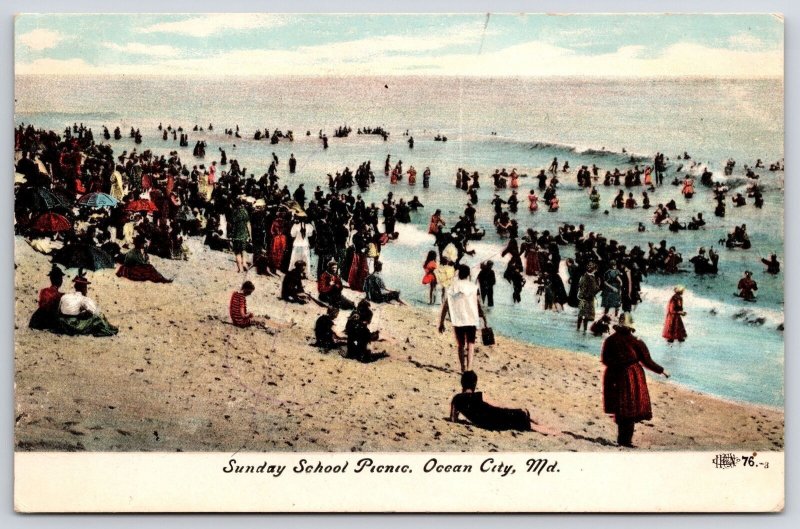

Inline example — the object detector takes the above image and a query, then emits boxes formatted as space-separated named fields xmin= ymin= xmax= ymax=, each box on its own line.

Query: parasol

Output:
xmin=52 ymin=243 xmax=115 ymax=271
xmin=124 ymin=199 xmax=158 ymax=213
xmin=78 ymin=192 xmax=118 ymax=208
xmin=31 ymin=212 xmax=72 ymax=233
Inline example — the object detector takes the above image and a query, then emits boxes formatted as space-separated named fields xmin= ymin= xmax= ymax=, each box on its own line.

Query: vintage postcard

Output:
xmin=13 ymin=13 xmax=784 ymax=512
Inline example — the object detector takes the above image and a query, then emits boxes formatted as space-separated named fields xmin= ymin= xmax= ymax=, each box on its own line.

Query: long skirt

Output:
xmin=578 ymin=299 xmax=595 ymax=320
xmin=662 ymin=313 xmax=687 ymax=341
xmin=347 ymin=253 xmax=369 ymax=292
xmin=271 ymin=234 xmax=287 ymax=271
xmin=525 ymin=252 xmax=540 ymax=276
xmin=117 ymin=264 xmax=171 ymax=283
xmin=29 ymin=308 xmax=59 ymax=330
xmin=57 ymin=314 xmax=119 ymax=337
xmin=603 ymin=364 xmax=653 ymax=422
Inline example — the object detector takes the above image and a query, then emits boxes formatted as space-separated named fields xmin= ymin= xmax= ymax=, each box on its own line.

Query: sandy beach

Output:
xmin=13 ymin=236 xmax=783 ymax=453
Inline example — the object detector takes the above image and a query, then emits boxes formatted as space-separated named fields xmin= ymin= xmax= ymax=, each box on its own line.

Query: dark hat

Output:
xmin=73 ymin=276 xmax=91 ymax=285
xmin=48 ymin=265 xmax=65 ymax=279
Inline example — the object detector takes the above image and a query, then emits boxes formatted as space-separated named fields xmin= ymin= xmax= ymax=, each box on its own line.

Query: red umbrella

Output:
xmin=32 ymin=212 xmax=72 ymax=233
xmin=124 ymin=199 xmax=158 ymax=213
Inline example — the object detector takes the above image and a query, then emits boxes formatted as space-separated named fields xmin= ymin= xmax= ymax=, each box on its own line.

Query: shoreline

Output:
xmin=14 ymin=235 xmax=784 ymax=452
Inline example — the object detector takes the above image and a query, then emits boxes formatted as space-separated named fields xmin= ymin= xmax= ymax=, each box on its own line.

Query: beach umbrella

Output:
xmin=31 ymin=212 xmax=72 ymax=234
xmin=124 ymin=198 xmax=158 ymax=213
xmin=52 ymin=243 xmax=115 ymax=271
xmin=29 ymin=187 xmax=72 ymax=212
xmin=78 ymin=192 xmax=118 ymax=208
xmin=286 ymin=200 xmax=307 ymax=218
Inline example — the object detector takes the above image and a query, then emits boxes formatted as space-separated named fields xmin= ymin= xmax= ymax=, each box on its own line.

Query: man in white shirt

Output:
xmin=57 ymin=274 xmax=118 ymax=337
xmin=439 ymin=264 xmax=488 ymax=372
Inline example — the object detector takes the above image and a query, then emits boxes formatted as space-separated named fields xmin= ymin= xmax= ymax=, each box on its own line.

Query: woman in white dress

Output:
xmin=289 ymin=219 xmax=314 ymax=273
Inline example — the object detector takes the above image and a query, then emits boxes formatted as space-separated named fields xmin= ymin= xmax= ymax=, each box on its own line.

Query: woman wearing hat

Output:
xmin=602 ymin=313 xmax=669 ymax=447
xmin=116 ymin=236 xmax=172 ymax=283
xmin=57 ymin=273 xmax=119 ymax=337
xmin=662 ymin=286 xmax=687 ymax=343
xmin=28 ymin=265 xmax=65 ymax=330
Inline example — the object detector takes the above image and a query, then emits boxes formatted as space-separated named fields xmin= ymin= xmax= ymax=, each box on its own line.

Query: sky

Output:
xmin=15 ymin=13 xmax=784 ymax=77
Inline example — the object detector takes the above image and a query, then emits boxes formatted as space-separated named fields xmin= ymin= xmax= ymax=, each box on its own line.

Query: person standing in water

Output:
xmin=662 ymin=286 xmax=687 ymax=343
xmin=577 ymin=262 xmax=601 ymax=333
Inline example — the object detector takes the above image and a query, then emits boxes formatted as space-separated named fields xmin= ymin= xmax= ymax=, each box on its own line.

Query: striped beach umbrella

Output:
xmin=78 ymin=192 xmax=118 ymax=208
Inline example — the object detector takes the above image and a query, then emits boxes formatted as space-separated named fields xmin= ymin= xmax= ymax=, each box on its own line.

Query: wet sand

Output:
xmin=14 ymin=236 xmax=784 ymax=452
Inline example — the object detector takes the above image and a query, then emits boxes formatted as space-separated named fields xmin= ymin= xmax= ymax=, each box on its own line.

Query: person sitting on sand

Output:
xmin=317 ymin=261 xmax=354 ymax=310
xmin=313 ymin=306 xmax=346 ymax=350
xmin=364 ymin=261 xmax=401 ymax=304
xmin=281 ymin=261 xmax=311 ymax=304
xmin=29 ymin=265 xmax=65 ymax=331
xmin=449 ymin=371 xmax=541 ymax=432
xmin=344 ymin=300 xmax=387 ymax=363
xmin=439 ymin=264 xmax=488 ymax=372
xmin=116 ymin=235 xmax=173 ymax=283
xmin=229 ymin=281 xmax=270 ymax=329
xmin=57 ymin=273 xmax=119 ymax=337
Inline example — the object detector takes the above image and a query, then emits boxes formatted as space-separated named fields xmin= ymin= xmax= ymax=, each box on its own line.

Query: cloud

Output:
xmin=103 ymin=42 xmax=180 ymax=58
xmin=728 ymin=32 xmax=765 ymax=50
xmin=16 ymin=58 xmax=100 ymax=75
xmin=15 ymin=35 xmax=783 ymax=79
xmin=18 ymin=29 xmax=65 ymax=51
xmin=136 ymin=14 xmax=287 ymax=37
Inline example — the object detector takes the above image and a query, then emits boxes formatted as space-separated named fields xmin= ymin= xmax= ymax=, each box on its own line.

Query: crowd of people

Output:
xmin=15 ymin=120 xmax=782 ymax=448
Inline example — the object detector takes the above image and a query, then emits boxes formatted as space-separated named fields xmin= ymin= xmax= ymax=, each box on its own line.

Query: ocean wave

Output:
xmin=482 ymin=135 xmax=654 ymax=164
xmin=639 ymin=284 xmax=783 ymax=330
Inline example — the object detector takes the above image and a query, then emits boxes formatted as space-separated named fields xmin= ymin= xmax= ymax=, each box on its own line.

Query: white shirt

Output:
xmin=446 ymin=279 xmax=480 ymax=327
xmin=59 ymin=292 xmax=99 ymax=316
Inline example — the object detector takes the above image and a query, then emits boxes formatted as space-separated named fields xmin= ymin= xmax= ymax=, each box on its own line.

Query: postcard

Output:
xmin=13 ymin=13 xmax=784 ymax=512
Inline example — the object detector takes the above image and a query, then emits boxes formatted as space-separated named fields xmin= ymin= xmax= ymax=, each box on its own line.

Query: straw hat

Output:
xmin=615 ymin=313 xmax=636 ymax=331
xmin=674 ymin=285 xmax=685 ymax=293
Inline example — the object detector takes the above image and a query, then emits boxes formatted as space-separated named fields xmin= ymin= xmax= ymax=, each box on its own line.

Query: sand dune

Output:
xmin=14 ymin=236 xmax=783 ymax=452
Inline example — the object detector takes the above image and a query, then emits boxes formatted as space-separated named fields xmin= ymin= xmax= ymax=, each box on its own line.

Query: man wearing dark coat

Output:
xmin=601 ymin=313 xmax=670 ymax=447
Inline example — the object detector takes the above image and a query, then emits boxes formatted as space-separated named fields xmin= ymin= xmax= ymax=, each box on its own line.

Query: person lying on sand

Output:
xmin=449 ymin=371 xmax=556 ymax=435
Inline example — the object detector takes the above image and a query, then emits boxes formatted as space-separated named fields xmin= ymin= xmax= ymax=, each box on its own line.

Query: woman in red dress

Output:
xmin=602 ymin=313 xmax=669 ymax=447
xmin=347 ymin=251 xmax=369 ymax=291
xmin=270 ymin=213 xmax=287 ymax=273
xmin=522 ymin=234 xmax=540 ymax=276
xmin=662 ymin=286 xmax=687 ymax=343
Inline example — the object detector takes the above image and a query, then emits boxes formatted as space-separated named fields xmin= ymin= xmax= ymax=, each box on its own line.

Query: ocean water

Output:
xmin=15 ymin=75 xmax=784 ymax=406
